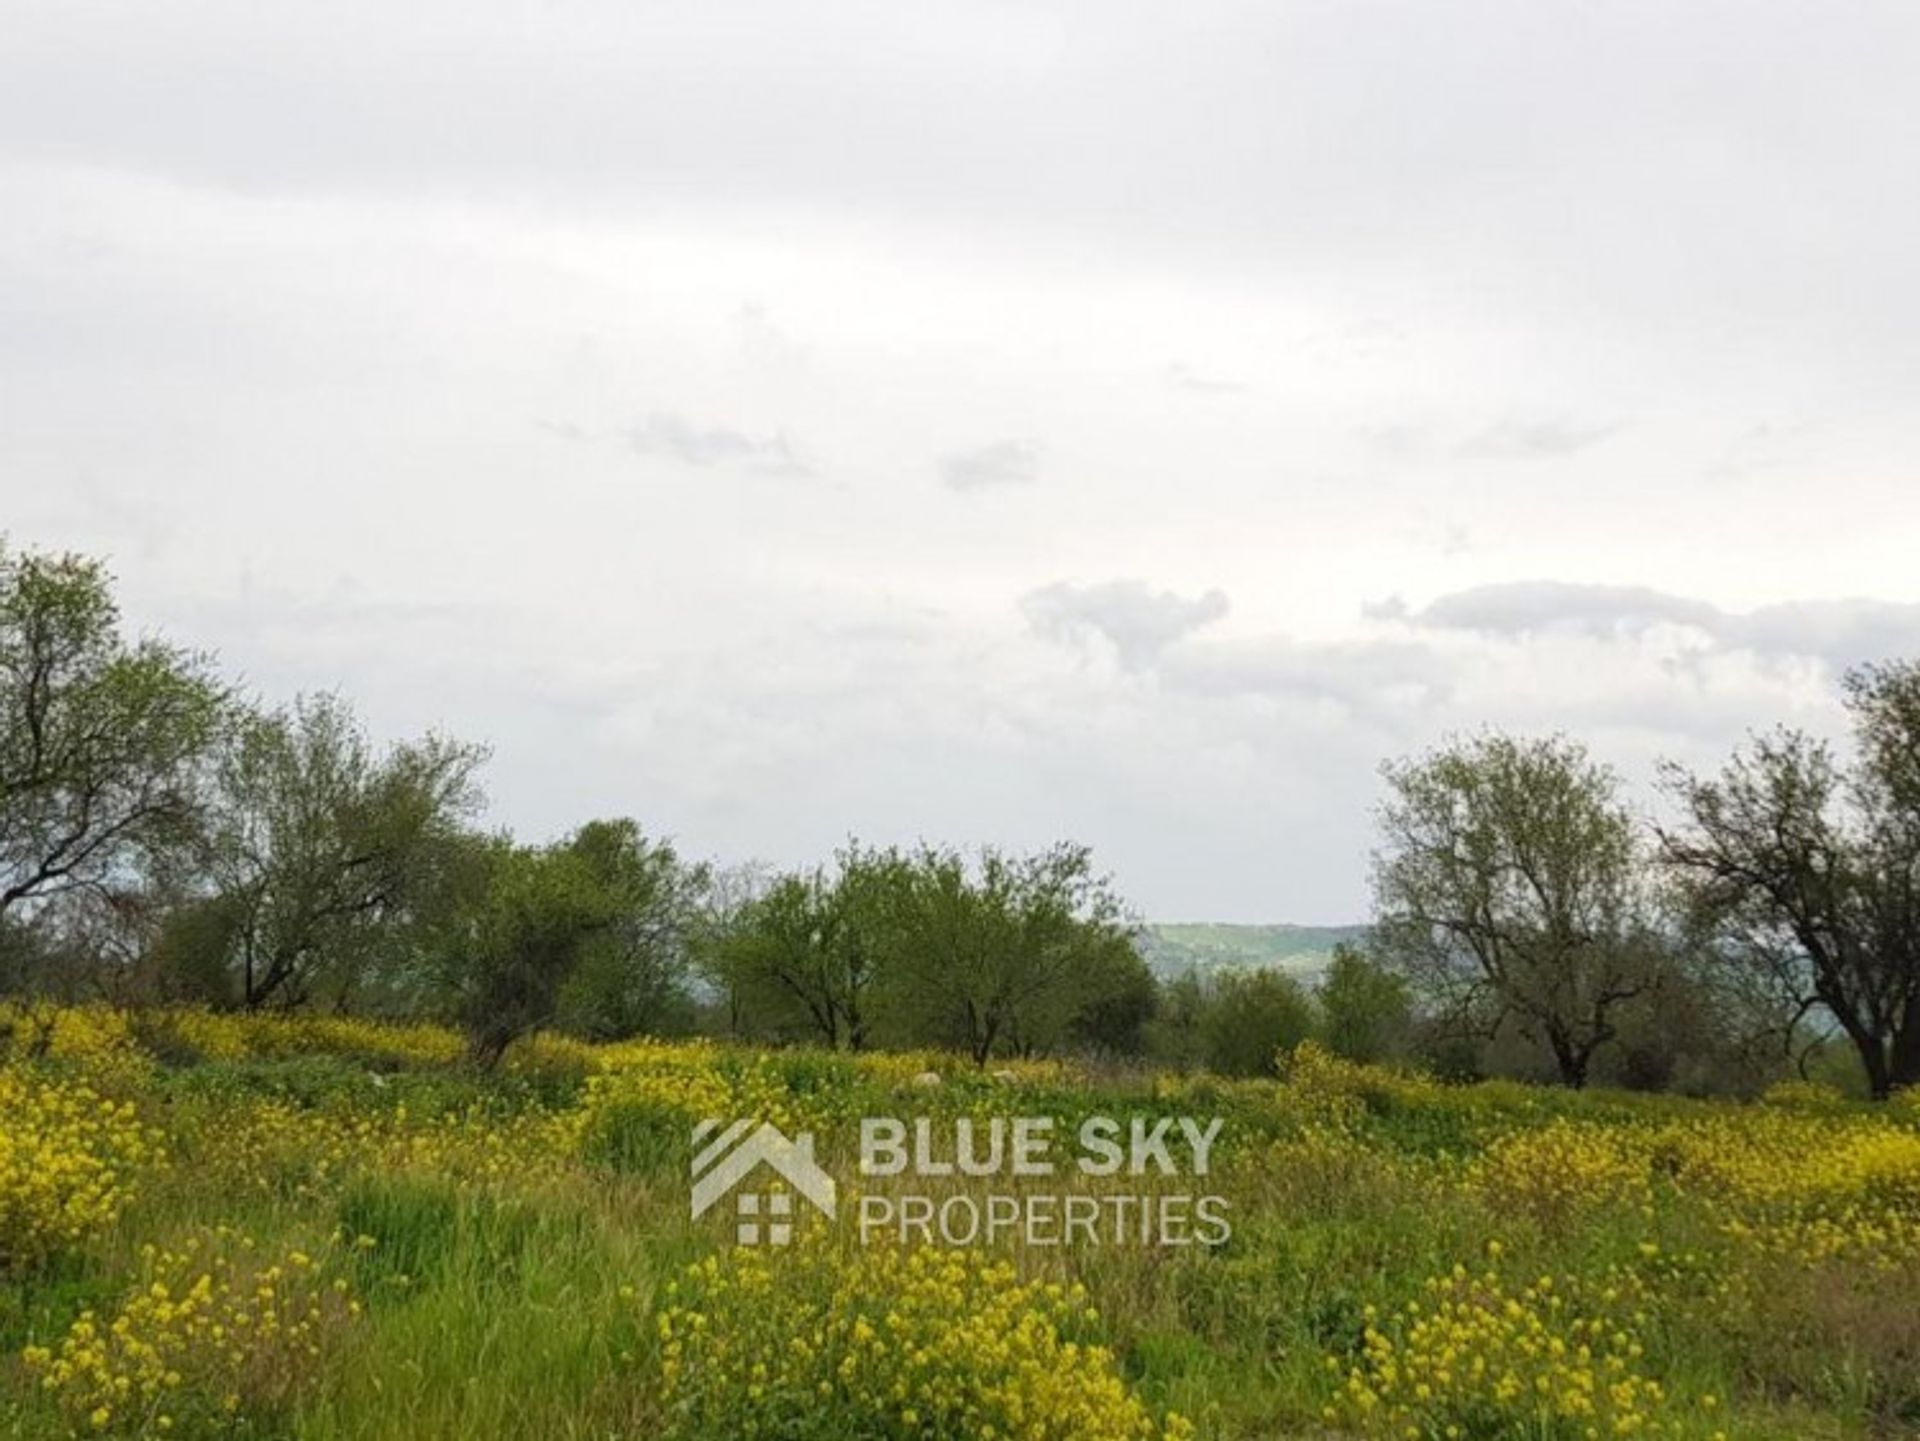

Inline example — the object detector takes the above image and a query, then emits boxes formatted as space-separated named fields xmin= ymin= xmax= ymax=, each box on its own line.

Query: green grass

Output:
xmin=6 ymin=1023 xmax=1920 ymax=1439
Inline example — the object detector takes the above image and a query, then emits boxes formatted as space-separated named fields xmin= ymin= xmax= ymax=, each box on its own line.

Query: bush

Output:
xmin=23 ymin=1227 xmax=358 ymax=1434
xmin=0 ymin=1068 xmax=161 ymax=1271
xmin=1316 ymin=945 xmax=1411 ymax=1064
xmin=652 ymin=1242 xmax=1192 ymax=1440
xmin=1329 ymin=1266 xmax=1707 ymax=1439
xmin=1199 ymin=970 xmax=1315 ymax=1078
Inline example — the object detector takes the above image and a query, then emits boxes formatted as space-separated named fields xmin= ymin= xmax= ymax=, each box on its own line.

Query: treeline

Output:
xmin=1369 ymin=666 xmax=1920 ymax=1100
xmin=3 ymin=538 xmax=1918 ymax=1097
xmin=0 ymin=541 xmax=1155 ymax=1067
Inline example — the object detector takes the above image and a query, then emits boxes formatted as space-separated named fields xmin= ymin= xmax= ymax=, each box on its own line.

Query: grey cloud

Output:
xmin=940 ymin=439 xmax=1039 ymax=493
xmin=1021 ymin=579 xmax=1228 ymax=670
xmin=4 ymin=0 xmax=1918 ymax=417
xmin=1730 ymin=600 xmax=1920 ymax=670
xmin=1164 ymin=637 xmax=1457 ymax=715
xmin=1414 ymin=582 xmax=1720 ymax=638
xmin=626 ymin=412 xmax=811 ymax=476
xmin=1455 ymin=418 xmax=1619 ymax=460
xmin=1404 ymin=581 xmax=1920 ymax=669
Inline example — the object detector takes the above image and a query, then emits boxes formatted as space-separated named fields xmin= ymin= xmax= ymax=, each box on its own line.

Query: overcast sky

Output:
xmin=4 ymin=2 xmax=1918 ymax=921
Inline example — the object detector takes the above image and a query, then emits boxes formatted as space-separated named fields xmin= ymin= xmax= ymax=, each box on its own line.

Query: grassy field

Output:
xmin=4 ymin=1008 xmax=1919 ymax=1440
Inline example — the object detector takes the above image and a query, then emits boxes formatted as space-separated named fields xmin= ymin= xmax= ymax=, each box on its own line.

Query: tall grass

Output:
xmin=3 ymin=1011 xmax=1918 ymax=1438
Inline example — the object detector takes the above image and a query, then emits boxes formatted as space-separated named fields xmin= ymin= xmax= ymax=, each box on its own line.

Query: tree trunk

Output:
xmin=1836 ymin=1013 xmax=1892 ymax=1101
xmin=1883 ymin=1008 xmax=1920 ymax=1098
xmin=468 ymin=1024 xmax=518 ymax=1071
xmin=1545 ymin=1025 xmax=1590 ymax=1089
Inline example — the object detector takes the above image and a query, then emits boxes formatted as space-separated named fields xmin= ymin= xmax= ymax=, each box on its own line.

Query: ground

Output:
xmin=3 ymin=1007 xmax=1918 ymax=1439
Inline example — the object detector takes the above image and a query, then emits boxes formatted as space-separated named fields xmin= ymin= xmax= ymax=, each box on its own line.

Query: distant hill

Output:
xmin=1139 ymin=922 xmax=1368 ymax=985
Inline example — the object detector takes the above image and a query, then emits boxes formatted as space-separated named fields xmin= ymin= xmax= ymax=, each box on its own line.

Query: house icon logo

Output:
xmin=690 ymin=1119 xmax=838 ymax=1246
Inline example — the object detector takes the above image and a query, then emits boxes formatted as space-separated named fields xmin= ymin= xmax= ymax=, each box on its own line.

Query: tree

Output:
xmin=438 ymin=837 xmax=615 ymax=1068
xmin=1198 ymin=968 xmax=1316 ymax=1077
xmin=1145 ymin=969 xmax=1209 ymax=1070
xmin=0 ymin=542 xmax=225 ymax=927
xmin=208 ymin=693 xmax=487 ymax=1009
xmin=142 ymin=891 xmax=250 ymax=1007
xmin=1372 ymin=732 xmax=1659 ymax=1088
xmin=689 ymin=859 xmax=774 ymax=1035
xmin=704 ymin=844 xmax=911 ymax=1049
xmin=1661 ymin=661 xmax=1920 ymax=1099
xmin=1318 ymin=943 xmax=1412 ymax=1063
xmin=1066 ymin=938 xmax=1158 ymax=1057
xmin=707 ymin=872 xmax=840 ymax=1043
xmin=554 ymin=818 xmax=709 ymax=1039
xmin=892 ymin=842 xmax=1137 ymax=1065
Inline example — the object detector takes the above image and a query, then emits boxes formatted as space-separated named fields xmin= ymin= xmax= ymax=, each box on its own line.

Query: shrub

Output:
xmin=1327 ymin=1266 xmax=1710 ymax=1440
xmin=652 ymin=1242 xmax=1192 ymax=1440
xmin=1198 ymin=971 xmax=1314 ymax=1078
xmin=1465 ymin=1119 xmax=1653 ymax=1231
xmin=22 ymin=1228 xmax=359 ymax=1434
xmin=1 ymin=1068 xmax=161 ymax=1271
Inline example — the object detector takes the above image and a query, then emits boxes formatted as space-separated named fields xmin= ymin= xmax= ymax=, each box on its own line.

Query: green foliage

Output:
xmin=0 ymin=539 xmax=225 ymax=929
xmin=440 ymin=837 xmax=616 ymax=1068
xmin=1317 ymin=944 xmax=1411 ymax=1064
xmin=888 ymin=841 xmax=1138 ymax=1064
xmin=1663 ymin=660 xmax=1920 ymax=1099
xmin=1198 ymin=968 xmax=1316 ymax=1077
xmin=554 ymin=819 xmax=707 ymax=1041
xmin=1373 ymin=732 xmax=1665 ymax=1088
xmin=1144 ymin=969 xmax=1210 ymax=1070
xmin=142 ymin=893 xmax=247 ymax=1007
xmin=206 ymin=692 xmax=487 ymax=1010
xmin=577 ymin=1093 xmax=687 ymax=1176
xmin=335 ymin=1176 xmax=561 ymax=1302
xmin=703 ymin=841 xmax=1150 ymax=1064
xmin=1070 ymin=939 xmax=1160 ymax=1056
xmin=701 ymin=843 xmax=909 ymax=1050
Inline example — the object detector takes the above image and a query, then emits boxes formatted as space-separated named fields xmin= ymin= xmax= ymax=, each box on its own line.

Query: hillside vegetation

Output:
xmin=1140 ymin=924 xmax=1369 ymax=983
xmin=4 ymin=1006 xmax=1919 ymax=1439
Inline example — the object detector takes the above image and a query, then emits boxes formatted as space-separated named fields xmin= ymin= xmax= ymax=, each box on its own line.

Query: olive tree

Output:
xmin=1318 ymin=943 xmax=1413 ymax=1063
xmin=437 ymin=836 xmax=615 ymax=1068
xmin=703 ymin=843 xmax=911 ymax=1049
xmin=0 ymin=542 xmax=224 ymax=926
xmin=891 ymin=842 xmax=1137 ymax=1065
xmin=1661 ymin=661 xmax=1920 ymax=1099
xmin=1198 ymin=968 xmax=1316 ymax=1077
xmin=555 ymin=818 xmax=709 ymax=1039
xmin=1372 ymin=732 xmax=1659 ymax=1088
xmin=208 ymin=693 xmax=487 ymax=1009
